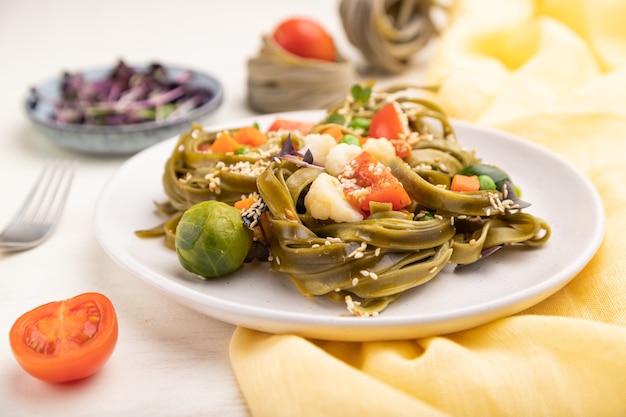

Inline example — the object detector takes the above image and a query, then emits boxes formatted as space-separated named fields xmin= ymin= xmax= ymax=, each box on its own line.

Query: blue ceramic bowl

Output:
xmin=25 ymin=63 xmax=224 ymax=155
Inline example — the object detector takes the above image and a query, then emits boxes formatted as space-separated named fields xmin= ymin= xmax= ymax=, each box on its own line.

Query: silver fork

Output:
xmin=0 ymin=159 xmax=76 ymax=251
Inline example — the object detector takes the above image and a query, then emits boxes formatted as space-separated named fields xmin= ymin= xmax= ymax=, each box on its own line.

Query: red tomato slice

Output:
xmin=342 ymin=152 xmax=411 ymax=212
xmin=272 ymin=17 xmax=336 ymax=62
xmin=9 ymin=292 xmax=118 ymax=383
xmin=368 ymin=102 xmax=412 ymax=158
xmin=266 ymin=119 xmax=315 ymax=134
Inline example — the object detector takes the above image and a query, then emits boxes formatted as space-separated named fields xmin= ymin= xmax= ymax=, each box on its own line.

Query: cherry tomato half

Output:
xmin=9 ymin=292 xmax=118 ymax=383
xmin=272 ymin=17 xmax=337 ymax=62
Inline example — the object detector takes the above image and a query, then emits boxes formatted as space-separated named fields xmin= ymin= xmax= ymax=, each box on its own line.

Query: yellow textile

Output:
xmin=230 ymin=1 xmax=626 ymax=415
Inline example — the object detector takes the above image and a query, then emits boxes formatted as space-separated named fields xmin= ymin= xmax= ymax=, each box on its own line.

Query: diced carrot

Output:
xmin=211 ymin=131 xmax=241 ymax=154
xmin=234 ymin=194 xmax=259 ymax=211
xmin=321 ymin=124 xmax=344 ymax=141
xmin=234 ymin=126 xmax=268 ymax=147
xmin=450 ymin=174 xmax=480 ymax=192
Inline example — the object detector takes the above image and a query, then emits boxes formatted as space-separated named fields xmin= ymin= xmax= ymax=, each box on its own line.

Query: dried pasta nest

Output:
xmin=247 ymin=35 xmax=357 ymax=113
xmin=339 ymin=0 xmax=443 ymax=74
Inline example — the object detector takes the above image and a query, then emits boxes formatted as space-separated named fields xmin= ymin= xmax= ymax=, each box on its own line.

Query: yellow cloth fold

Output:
xmin=230 ymin=0 xmax=626 ymax=415
xmin=232 ymin=316 xmax=626 ymax=416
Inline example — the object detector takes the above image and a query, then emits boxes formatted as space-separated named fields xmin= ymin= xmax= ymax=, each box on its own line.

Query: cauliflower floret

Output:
xmin=304 ymin=173 xmax=363 ymax=223
xmin=362 ymin=138 xmax=396 ymax=164
xmin=325 ymin=143 xmax=363 ymax=176
xmin=301 ymin=133 xmax=337 ymax=166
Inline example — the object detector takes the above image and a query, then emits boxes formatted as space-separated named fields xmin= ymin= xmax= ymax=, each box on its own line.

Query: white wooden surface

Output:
xmin=0 ymin=1 xmax=355 ymax=415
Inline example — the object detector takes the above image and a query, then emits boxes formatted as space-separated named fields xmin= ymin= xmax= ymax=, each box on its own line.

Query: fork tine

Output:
xmin=45 ymin=160 xmax=76 ymax=227
xmin=14 ymin=160 xmax=54 ymax=223
xmin=0 ymin=159 xmax=76 ymax=250
xmin=18 ymin=160 xmax=75 ymax=226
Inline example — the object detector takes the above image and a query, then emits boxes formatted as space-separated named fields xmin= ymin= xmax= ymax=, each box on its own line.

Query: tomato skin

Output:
xmin=9 ymin=292 xmax=118 ymax=383
xmin=272 ymin=18 xmax=337 ymax=62
xmin=266 ymin=119 xmax=315 ymax=134
xmin=368 ymin=102 xmax=412 ymax=158
xmin=343 ymin=152 xmax=411 ymax=212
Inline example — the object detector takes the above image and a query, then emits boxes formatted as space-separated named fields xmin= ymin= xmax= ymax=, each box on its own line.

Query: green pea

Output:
xmin=349 ymin=117 xmax=371 ymax=131
xmin=478 ymin=175 xmax=496 ymax=190
xmin=339 ymin=134 xmax=361 ymax=147
xmin=235 ymin=147 xmax=249 ymax=155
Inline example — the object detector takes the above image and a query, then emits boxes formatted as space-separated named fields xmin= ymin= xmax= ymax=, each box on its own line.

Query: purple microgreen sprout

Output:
xmin=276 ymin=135 xmax=323 ymax=169
xmin=37 ymin=59 xmax=215 ymax=126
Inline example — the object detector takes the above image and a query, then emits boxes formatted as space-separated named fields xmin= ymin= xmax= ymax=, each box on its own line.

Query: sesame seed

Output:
xmin=345 ymin=295 xmax=356 ymax=313
xmin=347 ymin=242 xmax=367 ymax=258
xmin=284 ymin=208 xmax=297 ymax=220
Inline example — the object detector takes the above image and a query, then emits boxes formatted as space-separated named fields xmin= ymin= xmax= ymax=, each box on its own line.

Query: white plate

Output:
xmin=94 ymin=110 xmax=605 ymax=341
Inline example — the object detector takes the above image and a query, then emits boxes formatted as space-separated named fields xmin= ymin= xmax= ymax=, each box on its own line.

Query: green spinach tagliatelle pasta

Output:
xmin=138 ymin=84 xmax=551 ymax=317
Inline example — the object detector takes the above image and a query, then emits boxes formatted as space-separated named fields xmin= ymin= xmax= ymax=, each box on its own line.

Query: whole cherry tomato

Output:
xmin=272 ymin=17 xmax=337 ymax=62
xmin=9 ymin=292 xmax=118 ymax=383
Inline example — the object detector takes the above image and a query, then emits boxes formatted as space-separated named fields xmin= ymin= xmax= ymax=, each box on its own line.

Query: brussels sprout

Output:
xmin=175 ymin=201 xmax=252 ymax=278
